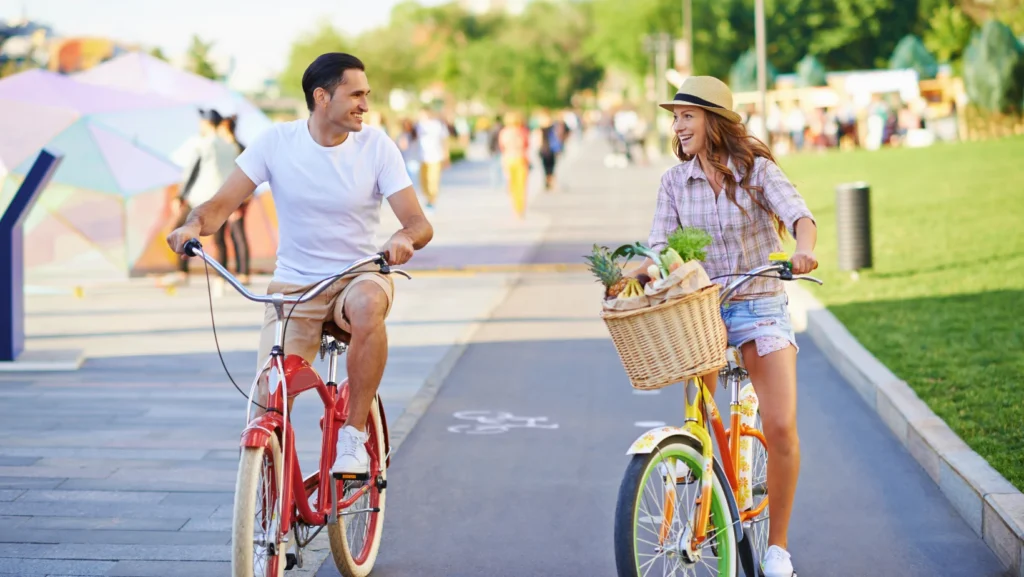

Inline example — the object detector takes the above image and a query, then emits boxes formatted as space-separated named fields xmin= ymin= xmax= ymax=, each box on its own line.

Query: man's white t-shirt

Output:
xmin=236 ymin=120 xmax=412 ymax=286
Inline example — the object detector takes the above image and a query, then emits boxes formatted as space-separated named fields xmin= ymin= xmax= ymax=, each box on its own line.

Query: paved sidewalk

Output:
xmin=0 ymin=152 xmax=555 ymax=576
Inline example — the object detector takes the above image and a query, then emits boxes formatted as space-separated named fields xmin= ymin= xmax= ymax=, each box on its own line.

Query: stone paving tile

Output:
xmin=106 ymin=560 xmax=228 ymax=577
xmin=0 ymin=558 xmax=115 ymax=576
xmin=14 ymin=490 xmax=168 ymax=504
xmin=0 ymin=491 xmax=24 ymax=502
xmin=0 ymin=528 xmax=229 ymax=545
xmin=0 ymin=543 xmax=230 ymax=561
xmin=18 ymin=516 xmax=187 ymax=531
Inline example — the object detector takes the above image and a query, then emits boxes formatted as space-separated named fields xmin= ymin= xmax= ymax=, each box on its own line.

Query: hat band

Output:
xmin=672 ymin=93 xmax=726 ymax=110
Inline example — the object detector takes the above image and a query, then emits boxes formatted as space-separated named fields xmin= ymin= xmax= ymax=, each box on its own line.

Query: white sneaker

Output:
xmin=332 ymin=425 xmax=369 ymax=478
xmin=761 ymin=545 xmax=795 ymax=577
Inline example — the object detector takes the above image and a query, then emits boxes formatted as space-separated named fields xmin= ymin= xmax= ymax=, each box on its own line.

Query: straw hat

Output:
xmin=659 ymin=76 xmax=743 ymax=124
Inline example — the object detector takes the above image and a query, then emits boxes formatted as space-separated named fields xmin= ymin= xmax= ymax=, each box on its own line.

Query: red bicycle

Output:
xmin=182 ymin=239 xmax=410 ymax=577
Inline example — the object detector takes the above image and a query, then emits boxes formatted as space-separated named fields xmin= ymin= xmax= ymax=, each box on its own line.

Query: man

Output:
xmin=414 ymin=108 xmax=450 ymax=211
xmin=166 ymin=53 xmax=433 ymax=477
xmin=168 ymin=108 xmax=238 ymax=285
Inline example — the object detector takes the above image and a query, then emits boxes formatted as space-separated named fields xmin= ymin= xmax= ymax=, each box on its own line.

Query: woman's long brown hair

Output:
xmin=672 ymin=111 xmax=787 ymax=238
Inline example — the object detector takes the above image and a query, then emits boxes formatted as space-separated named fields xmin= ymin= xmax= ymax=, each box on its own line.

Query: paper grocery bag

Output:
xmin=644 ymin=261 xmax=712 ymax=305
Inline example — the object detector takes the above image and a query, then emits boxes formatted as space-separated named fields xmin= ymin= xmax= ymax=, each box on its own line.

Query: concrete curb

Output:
xmin=786 ymin=283 xmax=1024 ymax=576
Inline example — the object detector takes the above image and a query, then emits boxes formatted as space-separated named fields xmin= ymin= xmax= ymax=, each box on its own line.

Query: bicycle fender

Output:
xmin=626 ymin=426 xmax=703 ymax=455
xmin=240 ymin=412 xmax=283 ymax=449
xmin=376 ymin=394 xmax=391 ymax=468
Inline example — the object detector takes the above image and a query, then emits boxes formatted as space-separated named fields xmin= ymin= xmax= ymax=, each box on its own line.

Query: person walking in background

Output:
xmin=415 ymin=108 xmax=450 ymax=212
xmin=166 ymin=108 xmax=238 ymax=285
xmin=537 ymin=112 xmax=563 ymax=192
xmin=498 ymin=111 xmax=530 ymax=219
xmin=395 ymin=118 xmax=422 ymax=195
xmin=217 ymin=115 xmax=251 ymax=284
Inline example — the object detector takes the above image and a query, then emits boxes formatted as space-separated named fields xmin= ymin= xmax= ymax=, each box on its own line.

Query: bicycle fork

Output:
xmin=679 ymin=377 xmax=716 ymax=549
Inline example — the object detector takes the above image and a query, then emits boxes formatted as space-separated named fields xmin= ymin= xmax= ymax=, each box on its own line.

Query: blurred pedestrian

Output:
xmin=396 ymin=118 xmax=421 ymax=193
xmin=498 ymin=111 xmax=530 ymax=219
xmin=537 ymin=113 xmax=562 ymax=192
xmin=166 ymin=108 xmax=237 ymax=285
xmin=217 ymin=115 xmax=251 ymax=284
xmin=416 ymin=108 xmax=450 ymax=212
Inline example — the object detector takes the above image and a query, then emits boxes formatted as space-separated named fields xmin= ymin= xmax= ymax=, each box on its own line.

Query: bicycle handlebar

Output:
xmin=718 ymin=261 xmax=823 ymax=304
xmin=182 ymin=238 xmax=411 ymax=305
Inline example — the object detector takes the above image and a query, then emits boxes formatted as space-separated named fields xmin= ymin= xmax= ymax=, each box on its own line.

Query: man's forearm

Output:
xmin=184 ymin=200 xmax=232 ymax=237
xmin=397 ymin=216 xmax=434 ymax=250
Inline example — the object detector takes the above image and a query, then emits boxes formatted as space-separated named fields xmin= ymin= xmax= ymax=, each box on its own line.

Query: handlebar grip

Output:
xmin=183 ymin=238 xmax=202 ymax=257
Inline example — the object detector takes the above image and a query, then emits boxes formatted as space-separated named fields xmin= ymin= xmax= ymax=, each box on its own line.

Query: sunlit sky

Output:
xmin=1 ymin=0 xmax=447 ymax=91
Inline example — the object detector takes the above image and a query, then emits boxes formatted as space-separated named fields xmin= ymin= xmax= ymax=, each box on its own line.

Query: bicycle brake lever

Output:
xmin=389 ymin=268 xmax=412 ymax=280
xmin=793 ymin=274 xmax=824 ymax=285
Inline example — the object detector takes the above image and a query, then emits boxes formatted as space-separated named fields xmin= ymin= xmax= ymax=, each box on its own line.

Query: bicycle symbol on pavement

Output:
xmin=447 ymin=411 xmax=560 ymax=435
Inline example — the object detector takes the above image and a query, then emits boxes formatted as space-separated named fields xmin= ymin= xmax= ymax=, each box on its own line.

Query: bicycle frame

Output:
xmin=241 ymin=351 xmax=387 ymax=534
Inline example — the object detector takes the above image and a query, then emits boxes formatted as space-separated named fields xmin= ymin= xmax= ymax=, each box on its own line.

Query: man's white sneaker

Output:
xmin=332 ymin=425 xmax=369 ymax=478
xmin=761 ymin=545 xmax=795 ymax=577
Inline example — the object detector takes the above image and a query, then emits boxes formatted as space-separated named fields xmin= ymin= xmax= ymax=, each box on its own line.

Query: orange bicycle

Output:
xmin=613 ymin=254 xmax=822 ymax=577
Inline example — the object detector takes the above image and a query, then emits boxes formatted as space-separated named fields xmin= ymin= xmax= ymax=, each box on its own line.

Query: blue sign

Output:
xmin=0 ymin=150 xmax=64 ymax=362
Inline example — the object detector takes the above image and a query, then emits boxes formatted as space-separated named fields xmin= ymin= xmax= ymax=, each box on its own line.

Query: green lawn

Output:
xmin=777 ymin=137 xmax=1024 ymax=489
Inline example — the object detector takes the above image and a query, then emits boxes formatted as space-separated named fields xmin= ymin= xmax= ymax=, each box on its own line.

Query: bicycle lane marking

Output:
xmin=446 ymin=410 xmax=560 ymax=434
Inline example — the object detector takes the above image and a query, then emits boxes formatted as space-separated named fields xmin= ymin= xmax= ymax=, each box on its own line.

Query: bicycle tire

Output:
xmin=232 ymin=434 xmax=286 ymax=577
xmin=328 ymin=398 xmax=387 ymax=577
xmin=614 ymin=437 xmax=739 ymax=577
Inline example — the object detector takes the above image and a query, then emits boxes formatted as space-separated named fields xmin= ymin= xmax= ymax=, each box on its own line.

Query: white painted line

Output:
xmin=635 ymin=421 xmax=666 ymax=428
xmin=632 ymin=389 xmax=661 ymax=395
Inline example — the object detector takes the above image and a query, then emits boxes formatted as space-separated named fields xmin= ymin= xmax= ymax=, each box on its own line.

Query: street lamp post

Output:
xmin=754 ymin=0 xmax=770 ymax=147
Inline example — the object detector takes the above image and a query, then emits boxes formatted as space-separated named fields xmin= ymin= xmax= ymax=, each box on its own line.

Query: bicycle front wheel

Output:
xmin=232 ymin=434 xmax=286 ymax=577
xmin=328 ymin=398 xmax=387 ymax=577
xmin=614 ymin=437 xmax=738 ymax=577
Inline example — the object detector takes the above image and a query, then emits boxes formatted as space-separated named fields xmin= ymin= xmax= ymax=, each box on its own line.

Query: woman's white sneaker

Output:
xmin=761 ymin=545 xmax=795 ymax=577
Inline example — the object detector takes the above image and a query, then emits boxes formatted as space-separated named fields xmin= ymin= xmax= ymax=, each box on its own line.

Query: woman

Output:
xmin=217 ymin=115 xmax=251 ymax=284
xmin=638 ymin=76 xmax=818 ymax=577
xmin=497 ymin=111 xmax=530 ymax=219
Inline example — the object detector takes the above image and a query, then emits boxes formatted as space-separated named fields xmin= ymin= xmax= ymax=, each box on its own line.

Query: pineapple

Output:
xmin=584 ymin=244 xmax=625 ymax=298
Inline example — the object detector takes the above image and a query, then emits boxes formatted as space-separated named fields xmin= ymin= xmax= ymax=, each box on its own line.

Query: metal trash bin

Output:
xmin=836 ymin=182 xmax=872 ymax=271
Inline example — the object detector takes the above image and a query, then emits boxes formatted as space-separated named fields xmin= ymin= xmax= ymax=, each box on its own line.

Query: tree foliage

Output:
xmin=963 ymin=19 xmax=1024 ymax=113
xmin=186 ymin=35 xmax=220 ymax=81
xmin=890 ymin=34 xmax=940 ymax=79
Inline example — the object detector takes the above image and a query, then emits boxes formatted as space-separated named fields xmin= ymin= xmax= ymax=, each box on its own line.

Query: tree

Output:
xmin=186 ymin=35 xmax=219 ymax=80
xmin=924 ymin=3 xmax=977 ymax=64
xmin=278 ymin=23 xmax=352 ymax=101
xmin=890 ymin=34 xmax=939 ymax=79
xmin=728 ymin=48 xmax=777 ymax=92
xmin=149 ymin=47 xmax=169 ymax=62
xmin=795 ymin=54 xmax=827 ymax=87
xmin=963 ymin=19 xmax=1024 ymax=113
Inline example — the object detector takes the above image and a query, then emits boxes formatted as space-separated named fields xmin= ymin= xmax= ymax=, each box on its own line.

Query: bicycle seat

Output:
xmin=725 ymin=346 xmax=745 ymax=370
xmin=321 ymin=321 xmax=351 ymax=345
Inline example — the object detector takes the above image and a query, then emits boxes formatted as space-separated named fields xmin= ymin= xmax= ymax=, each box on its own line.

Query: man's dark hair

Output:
xmin=301 ymin=53 xmax=365 ymax=112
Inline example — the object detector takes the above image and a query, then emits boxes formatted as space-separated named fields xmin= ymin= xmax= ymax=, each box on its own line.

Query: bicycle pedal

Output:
xmin=332 ymin=471 xmax=369 ymax=481
xmin=285 ymin=553 xmax=298 ymax=570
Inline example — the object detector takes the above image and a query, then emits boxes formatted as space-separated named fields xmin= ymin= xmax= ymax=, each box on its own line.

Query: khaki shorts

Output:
xmin=256 ymin=270 xmax=394 ymax=368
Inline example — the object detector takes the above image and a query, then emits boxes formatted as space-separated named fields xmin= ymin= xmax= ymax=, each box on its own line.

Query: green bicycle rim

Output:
xmin=631 ymin=443 xmax=737 ymax=576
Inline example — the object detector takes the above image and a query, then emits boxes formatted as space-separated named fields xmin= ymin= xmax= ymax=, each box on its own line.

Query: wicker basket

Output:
xmin=601 ymin=284 xmax=727 ymax=390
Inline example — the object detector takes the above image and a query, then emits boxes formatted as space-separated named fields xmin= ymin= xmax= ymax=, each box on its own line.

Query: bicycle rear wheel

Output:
xmin=328 ymin=398 xmax=387 ymax=577
xmin=614 ymin=437 xmax=738 ymax=577
xmin=232 ymin=434 xmax=286 ymax=577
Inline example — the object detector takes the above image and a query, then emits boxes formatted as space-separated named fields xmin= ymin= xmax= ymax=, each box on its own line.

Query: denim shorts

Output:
xmin=720 ymin=293 xmax=798 ymax=355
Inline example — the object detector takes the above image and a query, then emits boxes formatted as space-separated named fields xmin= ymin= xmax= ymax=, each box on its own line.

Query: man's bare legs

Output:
xmin=338 ymin=282 xmax=389 ymax=432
